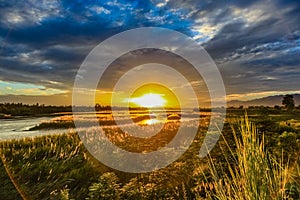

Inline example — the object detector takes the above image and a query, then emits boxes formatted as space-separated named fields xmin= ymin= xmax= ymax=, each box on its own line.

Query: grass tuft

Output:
xmin=205 ymin=114 xmax=293 ymax=200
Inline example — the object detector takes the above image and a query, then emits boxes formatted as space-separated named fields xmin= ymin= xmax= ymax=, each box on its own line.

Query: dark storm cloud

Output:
xmin=0 ymin=0 xmax=194 ymax=92
xmin=0 ymin=57 xmax=75 ymax=90
xmin=0 ymin=0 xmax=300 ymax=99
xmin=204 ymin=2 xmax=299 ymax=55
xmin=190 ymin=0 xmax=300 ymax=95
xmin=205 ymin=18 xmax=285 ymax=61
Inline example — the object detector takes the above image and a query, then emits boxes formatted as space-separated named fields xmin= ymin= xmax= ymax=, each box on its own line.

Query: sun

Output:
xmin=129 ymin=93 xmax=166 ymax=108
xmin=124 ymin=83 xmax=180 ymax=108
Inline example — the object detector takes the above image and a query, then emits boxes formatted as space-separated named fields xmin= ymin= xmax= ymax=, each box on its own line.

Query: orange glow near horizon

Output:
xmin=127 ymin=83 xmax=180 ymax=108
xmin=129 ymin=93 xmax=166 ymax=108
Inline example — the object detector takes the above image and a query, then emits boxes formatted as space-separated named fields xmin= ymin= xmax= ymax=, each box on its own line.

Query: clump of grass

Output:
xmin=205 ymin=115 xmax=293 ymax=200
xmin=0 ymin=132 xmax=101 ymax=199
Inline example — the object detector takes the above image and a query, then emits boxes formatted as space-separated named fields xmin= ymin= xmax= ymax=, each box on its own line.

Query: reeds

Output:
xmin=204 ymin=114 xmax=293 ymax=200
xmin=1 ymin=113 xmax=299 ymax=199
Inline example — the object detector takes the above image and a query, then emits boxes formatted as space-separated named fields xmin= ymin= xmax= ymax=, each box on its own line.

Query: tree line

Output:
xmin=0 ymin=103 xmax=72 ymax=116
xmin=0 ymin=95 xmax=297 ymax=117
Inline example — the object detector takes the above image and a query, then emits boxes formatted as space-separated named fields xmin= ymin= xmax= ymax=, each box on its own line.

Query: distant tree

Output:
xmin=95 ymin=103 xmax=101 ymax=111
xmin=274 ymin=105 xmax=281 ymax=110
xmin=282 ymin=95 xmax=295 ymax=111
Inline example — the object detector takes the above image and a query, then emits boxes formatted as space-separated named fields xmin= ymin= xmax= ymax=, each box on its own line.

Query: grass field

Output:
xmin=1 ymin=107 xmax=300 ymax=199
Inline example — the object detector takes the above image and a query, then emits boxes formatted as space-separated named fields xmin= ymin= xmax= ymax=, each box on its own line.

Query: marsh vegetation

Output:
xmin=0 ymin=107 xmax=300 ymax=199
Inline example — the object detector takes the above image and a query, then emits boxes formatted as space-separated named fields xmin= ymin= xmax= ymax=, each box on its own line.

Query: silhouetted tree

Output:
xmin=274 ymin=105 xmax=281 ymax=110
xmin=95 ymin=103 xmax=101 ymax=111
xmin=282 ymin=95 xmax=295 ymax=111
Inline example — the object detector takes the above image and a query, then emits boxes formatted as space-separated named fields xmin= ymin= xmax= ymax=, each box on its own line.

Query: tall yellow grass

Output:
xmin=205 ymin=115 xmax=292 ymax=200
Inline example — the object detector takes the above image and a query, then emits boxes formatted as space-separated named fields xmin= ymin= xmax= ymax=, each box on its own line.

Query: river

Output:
xmin=0 ymin=111 xmax=213 ymax=141
xmin=0 ymin=117 xmax=70 ymax=141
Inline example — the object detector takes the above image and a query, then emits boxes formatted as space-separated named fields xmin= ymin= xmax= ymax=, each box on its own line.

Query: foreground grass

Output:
xmin=203 ymin=115 xmax=297 ymax=199
xmin=0 ymin=113 xmax=300 ymax=199
xmin=0 ymin=133 xmax=102 ymax=199
xmin=0 ymin=158 xmax=22 ymax=199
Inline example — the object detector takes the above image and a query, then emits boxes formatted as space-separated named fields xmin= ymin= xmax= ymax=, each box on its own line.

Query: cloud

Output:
xmin=0 ymin=1 xmax=193 ymax=93
xmin=0 ymin=80 xmax=66 ymax=96
xmin=0 ymin=0 xmax=299 ymax=105
xmin=227 ymin=90 xmax=300 ymax=101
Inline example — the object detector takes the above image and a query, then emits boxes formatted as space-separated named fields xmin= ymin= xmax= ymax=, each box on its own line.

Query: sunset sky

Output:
xmin=0 ymin=0 xmax=299 ymax=105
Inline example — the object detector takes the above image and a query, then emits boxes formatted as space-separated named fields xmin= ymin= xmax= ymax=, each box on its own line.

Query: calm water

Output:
xmin=0 ymin=117 xmax=70 ymax=141
xmin=0 ymin=111 xmax=210 ymax=141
